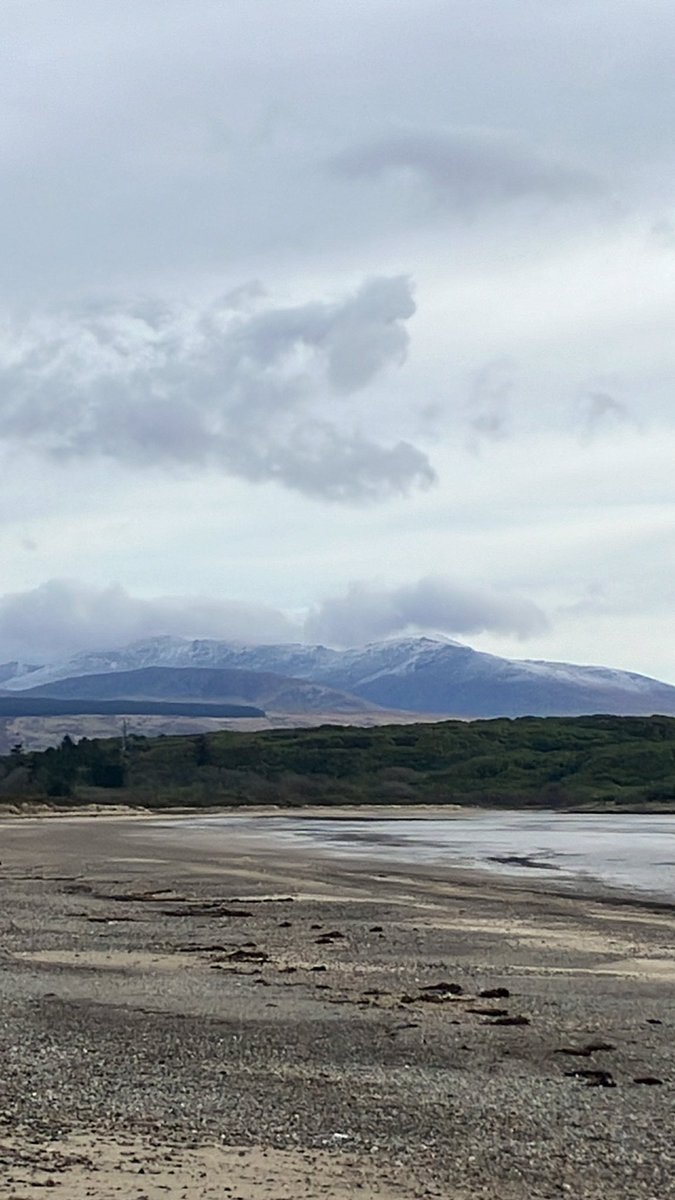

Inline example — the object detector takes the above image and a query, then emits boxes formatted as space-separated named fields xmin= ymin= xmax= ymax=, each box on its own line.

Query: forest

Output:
xmin=1 ymin=714 xmax=675 ymax=811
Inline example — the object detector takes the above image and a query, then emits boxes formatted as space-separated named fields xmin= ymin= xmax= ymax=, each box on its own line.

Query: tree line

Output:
xmin=1 ymin=714 xmax=675 ymax=811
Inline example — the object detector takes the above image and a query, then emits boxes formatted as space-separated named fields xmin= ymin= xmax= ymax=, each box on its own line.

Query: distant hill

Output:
xmin=6 ymin=635 xmax=675 ymax=718
xmin=19 ymin=665 xmax=378 ymax=716
xmin=0 ymin=696 xmax=264 ymax=719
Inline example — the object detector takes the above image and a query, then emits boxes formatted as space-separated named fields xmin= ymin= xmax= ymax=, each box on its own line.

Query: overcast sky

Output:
xmin=1 ymin=0 xmax=675 ymax=677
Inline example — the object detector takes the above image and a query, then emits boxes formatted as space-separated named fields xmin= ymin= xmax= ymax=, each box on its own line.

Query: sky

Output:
xmin=1 ymin=0 xmax=675 ymax=677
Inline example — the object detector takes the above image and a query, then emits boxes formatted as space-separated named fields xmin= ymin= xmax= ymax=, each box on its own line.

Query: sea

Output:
xmin=186 ymin=811 xmax=675 ymax=903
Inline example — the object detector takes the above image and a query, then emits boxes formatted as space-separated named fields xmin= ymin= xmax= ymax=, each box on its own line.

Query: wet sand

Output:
xmin=0 ymin=814 xmax=673 ymax=1198
xmin=180 ymin=809 xmax=675 ymax=901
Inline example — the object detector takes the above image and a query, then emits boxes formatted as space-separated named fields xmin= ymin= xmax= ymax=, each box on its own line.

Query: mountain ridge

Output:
xmin=19 ymin=665 xmax=378 ymax=716
xmin=3 ymin=635 xmax=675 ymax=718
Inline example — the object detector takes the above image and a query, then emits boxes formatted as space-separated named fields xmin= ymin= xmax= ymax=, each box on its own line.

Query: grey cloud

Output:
xmin=330 ymin=128 xmax=603 ymax=212
xmin=305 ymin=577 xmax=549 ymax=647
xmin=231 ymin=421 xmax=435 ymax=504
xmin=0 ymin=575 xmax=550 ymax=663
xmin=0 ymin=1 xmax=668 ymax=304
xmin=0 ymin=277 xmax=434 ymax=502
xmin=581 ymin=391 xmax=633 ymax=437
xmin=237 ymin=275 xmax=415 ymax=391
xmin=0 ymin=580 xmax=295 ymax=664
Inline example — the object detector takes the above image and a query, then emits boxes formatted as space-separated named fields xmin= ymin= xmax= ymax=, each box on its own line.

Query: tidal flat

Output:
xmin=0 ymin=813 xmax=673 ymax=1198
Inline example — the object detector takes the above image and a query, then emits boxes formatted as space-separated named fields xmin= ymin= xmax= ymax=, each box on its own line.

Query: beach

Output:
xmin=0 ymin=813 xmax=673 ymax=1198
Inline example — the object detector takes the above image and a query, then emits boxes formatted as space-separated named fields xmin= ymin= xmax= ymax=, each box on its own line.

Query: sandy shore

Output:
xmin=0 ymin=815 xmax=673 ymax=1198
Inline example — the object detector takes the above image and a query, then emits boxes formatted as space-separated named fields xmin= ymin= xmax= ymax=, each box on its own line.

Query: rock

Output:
xmin=556 ymin=1042 xmax=615 ymax=1058
xmin=488 ymin=854 xmax=559 ymax=871
xmin=486 ymin=1015 xmax=530 ymax=1026
xmin=565 ymin=1068 xmax=616 ymax=1088
xmin=227 ymin=948 xmax=268 ymax=963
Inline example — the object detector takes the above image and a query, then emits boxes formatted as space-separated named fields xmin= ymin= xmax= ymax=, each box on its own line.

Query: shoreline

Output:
xmin=3 ymin=797 xmax=675 ymax=821
xmin=3 ymin=806 xmax=675 ymax=911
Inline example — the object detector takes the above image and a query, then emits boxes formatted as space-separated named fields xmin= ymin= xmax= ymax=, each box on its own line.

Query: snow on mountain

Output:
xmin=2 ymin=637 xmax=341 ymax=692
xmin=0 ymin=661 xmax=41 ymax=686
xmin=5 ymin=635 xmax=675 ymax=717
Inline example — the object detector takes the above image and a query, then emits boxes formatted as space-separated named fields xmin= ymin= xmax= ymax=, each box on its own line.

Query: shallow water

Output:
xmin=188 ymin=811 xmax=675 ymax=902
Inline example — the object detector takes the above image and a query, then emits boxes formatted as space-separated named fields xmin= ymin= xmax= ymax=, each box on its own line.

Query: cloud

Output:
xmin=0 ymin=575 xmax=550 ymax=663
xmin=305 ymin=577 xmax=549 ymax=646
xmin=330 ymin=127 xmax=603 ymax=213
xmin=0 ymin=580 xmax=295 ymax=664
xmin=0 ymin=277 xmax=435 ymax=503
xmin=581 ymin=391 xmax=633 ymax=437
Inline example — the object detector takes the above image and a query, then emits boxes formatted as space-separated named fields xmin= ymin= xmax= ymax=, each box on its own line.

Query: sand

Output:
xmin=3 ymin=1136 xmax=406 ymax=1199
xmin=0 ymin=813 xmax=673 ymax=1199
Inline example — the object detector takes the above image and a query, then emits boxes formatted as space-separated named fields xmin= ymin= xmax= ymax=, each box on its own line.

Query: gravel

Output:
xmin=0 ymin=814 xmax=673 ymax=1198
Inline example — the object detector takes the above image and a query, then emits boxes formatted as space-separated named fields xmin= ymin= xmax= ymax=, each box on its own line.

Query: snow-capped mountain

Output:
xmin=4 ymin=635 xmax=675 ymax=717
xmin=0 ymin=661 xmax=41 ymax=686
xmin=0 ymin=636 xmax=339 ymax=691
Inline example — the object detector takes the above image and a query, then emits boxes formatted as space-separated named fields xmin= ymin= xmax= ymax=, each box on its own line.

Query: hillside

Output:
xmin=20 ymin=665 xmax=377 ymax=716
xmin=3 ymin=714 xmax=675 ymax=810
xmin=0 ymin=697 xmax=263 ymax=719
xmin=5 ymin=635 xmax=675 ymax=718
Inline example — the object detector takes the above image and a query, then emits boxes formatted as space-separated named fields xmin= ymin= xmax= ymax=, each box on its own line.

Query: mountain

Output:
xmin=5 ymin=634 xmax=675 ymax=718
xmin=0 ymin=661 xmax=40 ymax=686
xmin=315 ymin=638 xmax=675 ymax=717
xmin=1 ymin=636 xmax=341 ymax=691
xmin=20 ymin=665 xmax=377 ymax=715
